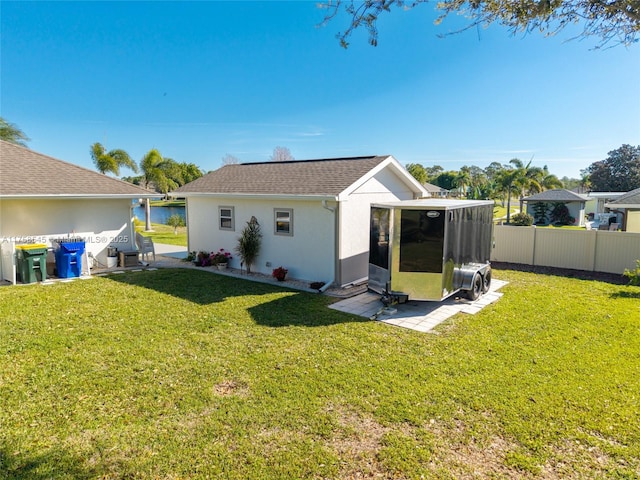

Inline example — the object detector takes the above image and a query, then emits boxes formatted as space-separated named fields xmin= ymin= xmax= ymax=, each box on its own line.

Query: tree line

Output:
xmin=99 ymin=144 xmax=296 ymax=194
xmin=406 ymin=159 xmax=566 ymax=223
xmin=2 ymin=117 xmax=637 ymax=199
xmin=405 ymin=144 xmax=640 ymax=222
xmin=90 ymin=143 xmax=203 ymax=195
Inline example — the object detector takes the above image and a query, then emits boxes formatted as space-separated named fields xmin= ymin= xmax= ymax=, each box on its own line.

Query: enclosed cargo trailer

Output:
xmin=369 ymin=199 xmax=494 ymax=302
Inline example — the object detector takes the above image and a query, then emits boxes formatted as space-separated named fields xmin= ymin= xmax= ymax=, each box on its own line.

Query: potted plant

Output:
xmin=272 ymin=266 xmax=288 ymax=282
xmin=211 ymin=248 xmax=232 ymax=269
xmin=235 ymin=216 xmax=262 ymax=273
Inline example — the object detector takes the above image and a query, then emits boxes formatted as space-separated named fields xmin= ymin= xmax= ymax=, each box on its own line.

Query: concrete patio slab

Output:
xmin=329 ymin=280 xmax=508 ymax=333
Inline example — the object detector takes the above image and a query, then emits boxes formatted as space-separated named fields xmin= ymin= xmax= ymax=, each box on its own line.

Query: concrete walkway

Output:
xmin=153 ymin=242 xmax=188 ymax=259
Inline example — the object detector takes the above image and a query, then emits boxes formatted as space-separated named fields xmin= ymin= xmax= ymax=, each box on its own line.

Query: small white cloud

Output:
xmin=567 ymin=145 xmax=596 ymax=151
xmin=297 ymin=132 xmax=324 ymax=137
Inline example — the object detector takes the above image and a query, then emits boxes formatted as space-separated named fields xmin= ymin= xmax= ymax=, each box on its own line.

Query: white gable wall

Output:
xmin=186 ymin=196 xmax=336 ymax=283
xmin=525 ymin=201 xmax=586 ymax=226
xmin=337 ymin=167 xmax=418 ymax=285
xmin=0 ymin=198 xmax=136 ymax=281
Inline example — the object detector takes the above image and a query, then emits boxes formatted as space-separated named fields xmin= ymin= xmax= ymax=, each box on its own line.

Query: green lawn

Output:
xmin=148 ymin=200 xmax=185 ymax=207
xmin=493 ymin=204 xmax=519 ymax=220
xmin=135 ymin=223 xmax=187 ymax=247
xmin=1 ymin=268 xmax=639 ymax=479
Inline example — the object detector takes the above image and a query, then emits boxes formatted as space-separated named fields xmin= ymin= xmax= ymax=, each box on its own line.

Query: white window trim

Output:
xmin=274 ymin=208 xmax=293 ymax=236
xmin=219 ymin=206 xmax=235 ymax=231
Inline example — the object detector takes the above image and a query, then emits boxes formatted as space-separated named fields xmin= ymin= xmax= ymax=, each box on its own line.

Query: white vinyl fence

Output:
xmin=491 ymin=226 xmax=640 ymax=274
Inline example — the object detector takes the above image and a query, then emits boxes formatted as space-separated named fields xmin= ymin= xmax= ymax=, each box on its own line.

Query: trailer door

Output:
xmin=368 ymin=207 xmax=391 ymax=293
xmin=399 ymin=209 xmax=445 ymax=272
xmin=391 ymin=208 xmax=447 ymax=301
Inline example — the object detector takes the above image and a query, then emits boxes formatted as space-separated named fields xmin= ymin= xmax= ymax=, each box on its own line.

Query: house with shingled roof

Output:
xmin=171 ymin=155 xmax=428 ymax=286
xmin=423 ymin=182 xmax=449 ymax=198
xmin=605 ymin=187 xmax=640 ymax=233
xmin=0 ymin=140 xmax=158 ymax=283
xmin=522 ymin=189 xmax=590 ymax=226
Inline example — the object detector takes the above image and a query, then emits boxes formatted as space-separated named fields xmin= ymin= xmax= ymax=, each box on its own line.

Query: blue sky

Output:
xmin=2 ymin=1 xmax=639 ymax=180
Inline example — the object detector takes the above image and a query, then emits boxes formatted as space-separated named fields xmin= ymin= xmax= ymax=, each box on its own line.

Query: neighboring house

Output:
xmin=522 ymin=189 xmax=589 ymax=226
xmin=423 ymin=182 xmax=449 ymax=198
xmin=605 ymin=187 xmax=640 ymax=233
xmin=172 ymin=155 xmax=428 ymax=286
xmin=584 ymin=192 xmax=625 ymax=218
xmin=0 ymin=140 xmax=157 ymax=283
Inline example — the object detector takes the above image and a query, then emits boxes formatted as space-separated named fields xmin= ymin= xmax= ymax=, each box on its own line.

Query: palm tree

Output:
xmin=579 ymin=169 xmax=591 ymax=193
xmin=509 ymin=158 xmax=546 ymax=211
xmin=90 ymin=142 xmax=138 ymax=176
xmin=140 ymin=149 xmax=178 ymax=193
xmin=140 ymin=149 xmax=181 ymax=231
xmin=540 ymin=166 xmax=564 ymax=190
xmin=496 ymin=165 xmax=521 ymax=224
xmin=510 ymin=160 xmax=566 ymax=210
xmin=140 ymin=149 xmax=164 ymax=232
xmin=0 ymin=117 xmax=29 ymax=146
xmin=453 ymin=166 xmax=472 ymax=198
xmin=494 ymin=160 xmax=565 ymax=222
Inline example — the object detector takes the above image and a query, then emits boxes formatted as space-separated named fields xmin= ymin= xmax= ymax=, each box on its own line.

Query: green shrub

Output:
xmin=511 ymin=212 xmax=534 ymax=226
xmin=623 ymin=260 xmax=640 ymax=286
xmin=549 ymin=202 xmax=575 ymax=225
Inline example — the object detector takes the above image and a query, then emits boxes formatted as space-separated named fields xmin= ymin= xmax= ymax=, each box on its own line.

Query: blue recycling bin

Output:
xmin=54 ymin=240 xmax=85 ymax=278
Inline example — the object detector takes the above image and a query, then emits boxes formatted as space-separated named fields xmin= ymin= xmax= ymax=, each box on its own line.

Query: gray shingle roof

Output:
xmin=174 ymin=156 xmax=392 ymax=196
xmin=607 ymin=187 xmax=640 ymax=207
xmin=522 ymin=189 xmax=589 ymax=202
xmin=423 ymin=182 xmax=448 ymax=193
xmin=0 ymin=140 xmax=155 ymax=197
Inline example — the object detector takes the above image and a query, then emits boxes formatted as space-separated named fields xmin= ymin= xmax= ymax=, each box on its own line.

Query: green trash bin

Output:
xmin=16 ymin=244 xmax=48 ymax=283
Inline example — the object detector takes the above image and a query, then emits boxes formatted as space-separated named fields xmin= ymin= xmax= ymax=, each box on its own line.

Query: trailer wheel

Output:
xmin=482 ymin=268 xmax=492 ymax=294
xmin=467 ymin=273 xmax=483 ymax=301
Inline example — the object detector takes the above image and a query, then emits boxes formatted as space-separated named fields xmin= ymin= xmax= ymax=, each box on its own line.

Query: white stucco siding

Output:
xmin=186 ymin=196 xmax=336 ymax=282
xmin=349 ymin=167 xmax=416 ymax=196
xmin=575 ymin=204 xmax=586 ymax=226
xmin=185 ymin=197 xmax=220 ymax=253
xmin=525 ymin=202 xmax=586 ymax=226
xmin=0 ymin=198 xmax=136 ymax=269
xmin=337 ymin=168 xmax=417 ymax=284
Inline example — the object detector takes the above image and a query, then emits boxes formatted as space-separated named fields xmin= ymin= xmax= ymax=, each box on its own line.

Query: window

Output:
xmin=274 ymin=208 xmax=293 ymax=236
xmin=399 ymin=209 xmax=445 ymax=273
xmin=369 ymin=207 xmax=389 ymax=269
xmin=219 ymin=206 xmax=234 ymax=231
